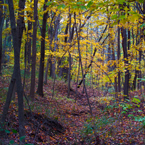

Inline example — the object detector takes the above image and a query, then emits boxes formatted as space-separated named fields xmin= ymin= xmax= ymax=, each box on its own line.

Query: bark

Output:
xmin=133 ymin=69 xmax=138 ymax=90
xmin=0 ymin=0 xmax=4 ymax=74
xmin=117 ymin=17 xmax=121 ymax=92
xmin=1 ymin=0 xmax=26 ymax=140
xmin=120 ymin=3 xmax=129 ymax=100
xmin=138 ymin=39 xmax=142 ymax=89
xmin=127 ymin=4 xmax=131 ymax=90
xmin=67 ymin=11 xmax=71 ymax=98
xmin=57 ymin=24 xmax=69 ymax=79
xmin=27 ymin=15 xmax=32 ymax=74
xmin=121 ymin=26 xmax=129 ymax=100
xmin=30 ymin=0 xmax=38 ymax=99
xmin=132 ymin=24 xmax=139 ymax=90
xmin=51 ymin=14 xmax=60 ymax=79
xmin=49 ymin=14 xmax=54 ymax=78
xmin=3 ymin=18 xmax=9 ymax=65
xmin=51 ymin=14 xmax=60 ymax=78
xmin=111 ymin=29 xmax=117 ymax=97
xmin=44 ymin=21 xmax=53 ymax=84
xmin=37 ymin=0 xmax=48 ymax=97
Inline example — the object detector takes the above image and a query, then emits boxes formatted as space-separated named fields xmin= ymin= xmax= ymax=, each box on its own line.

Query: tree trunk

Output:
xmin=1 ymin=0 xmax=26 ymax=140
xmin=27 ymin=16 xmax=32 ymax=74
xmin=52 ymin=14 xmax=60 ymax=78
xmin=75 ymin=16 xmax=92 ymax=115
xmin=120 ymin=3 xmax=129 ymax=100
xmin=3 ymin=18 xmax=10 ymax=66
xmin=30 ymin=0 xmax=38 ymax=100
xmin=37 ymin=0 xmax=48 ymax=97
xmin=121 ymin=26 xmax=129 ymax=100
xmin=0 ymin=0 xmax=4 ymax=74
xmin=117 ymin=15 xmax=121 ymax=93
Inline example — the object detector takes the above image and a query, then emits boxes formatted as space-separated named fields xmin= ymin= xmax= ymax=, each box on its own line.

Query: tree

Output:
xmin=30 ymin=0 xmax=38 ymax=100
xmin=0 ymin=0 xmax=4 ymax=75
xmin=1 ymin=0 xmax=26 ymax=139
xmin=37 ymin=0 xmax=48 ymax=97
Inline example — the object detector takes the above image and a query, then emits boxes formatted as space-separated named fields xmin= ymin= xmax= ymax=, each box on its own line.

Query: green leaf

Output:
xmin=46 ymin=1 xmax=53 ymax=6
xmin=76 ymin=2 xmax=83 ymax=5
xmin=128 ymin=114 xmax=134 ymax=117
xmin=140 ymin=23 xmax=145 ymax=28
xmin=87 ymin=1 xmax=93 ymax=8
xmin=57 ymin=4 xmax=65 ymax=9
xmin=20 ymin=136 xmax=26 ymax=141
xmin=138 ymin=110 xmax=142 ymax=112
xmin=121 ymin=111 xmax=126 ymax=114
xmin=72 ymin=5 xmax=79 ymax=9
xmin=111 ymin=14 xmax=118 ymax=20
xmin=9 ymin=140 xmax=14 ymax=144
xmin=138 ymin=0 xmax=144 ymax=3
xmin=5 ymin=130 xmax=10 ymax=133
xmin=117 ymin=0 xmax=125 ymax=4
xmin=12 ymin=129 xmax=17 ymax=134
xmin=80 ymin=5 xmax=86 ymax=10
xmin=135 ymin=116 xmax=145 ymax=122
xmin=132 ymin=98 xmax=141 ymax=104
xmin=119 ymin=15 xmax=126 ymax=20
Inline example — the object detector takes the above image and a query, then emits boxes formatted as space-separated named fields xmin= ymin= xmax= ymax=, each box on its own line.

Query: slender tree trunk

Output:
xmin=132 ymin=25 xmax=139 ymax=90
xmin=49 ymin=16 xmax=54 ymax=78
xmin=67 ymin=11 xmax=72 ymax=98
xmin=77 ymin=25 xmax=108 ymax=88
xmin=52 ymin=14 xmax=60 ymax=78
xmin=27 ymin=16 xmax=32 ymax=74
xmin=30 ymin=0 xmax=38 ymax=99
xmin=117 ymin=15 xmax=121 ymax=93
xmin=75 ymin=16 xmax=92 ymax=115
xmin=44 ymin=23 xmax=53 ymax=84
xmin=1 ymin=0 xmax=26 ymax=140
xmin=0 ymin=0 xmax=4 ymax=74
xmin=120 ymin=3 xmax=129 ymax=100
xmin=3 ymin=18 xmax=10 ymax=66
xmin=37 ymin=0 xmax=48 ymax=96
xmin=127 ymin=4 xmax=131 ymax=91
xmin=121 ymin=26 xmax=129 ymax=100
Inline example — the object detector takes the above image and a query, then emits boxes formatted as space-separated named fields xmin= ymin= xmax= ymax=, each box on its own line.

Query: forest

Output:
xmin=0 ymin=0 xmax=145 ymax=144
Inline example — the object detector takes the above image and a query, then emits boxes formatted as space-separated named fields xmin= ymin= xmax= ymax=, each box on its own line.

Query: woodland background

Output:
xmin=0 ymin=0 xmax=145 ymax=144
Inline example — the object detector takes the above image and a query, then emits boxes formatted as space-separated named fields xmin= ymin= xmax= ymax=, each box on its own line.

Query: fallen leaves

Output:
xmin=0 ymin=77 xmax=145 ymax=144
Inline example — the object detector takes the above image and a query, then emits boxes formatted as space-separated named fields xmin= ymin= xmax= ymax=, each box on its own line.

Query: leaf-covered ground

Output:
xmin=0 ymin=76 xmax=145 ymax=145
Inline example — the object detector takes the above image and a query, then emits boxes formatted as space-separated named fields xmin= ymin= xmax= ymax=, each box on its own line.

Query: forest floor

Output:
xmin=0 ymin=76 xmax=145 ymax=145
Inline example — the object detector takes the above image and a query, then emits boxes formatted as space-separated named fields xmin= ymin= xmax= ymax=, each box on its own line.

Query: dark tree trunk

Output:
xmin=57 ymin=23 xmax=68 ymax=79
xmin=120 ymin=2 xmax=129 ymax=100
xmin=121 ymin=26 xmax=129 ymax=100
xmin=27 ymin=16 xmax=32 ymax=74
xmin=127 ymin=4 xmax=131 ymax=90
xmin=37 ymin=0 xmax=48 ymax=97
xmin=49 ymin=17 xmax=54 ymax=78
xmin=1 ymin=0 xmax=26 ymax=139
xmin=67 ymin=11 xmax=72 ymax=98
xmin=51 ymin=14 xmax=60 ymax=78
xmin=133 ymin=69 xmax=138 ymax=90
xmin=30 ymin=0 xmax=38 ymax=100
xmin=117 ymin=16 xmax=121 ymax=93
xmin=0 ymin=0 xmax=4 ymax=74
xmin=132 ymin=24 xmax=139 ymax=90
xmin=3 ymin=18 xmax=10 ymax=66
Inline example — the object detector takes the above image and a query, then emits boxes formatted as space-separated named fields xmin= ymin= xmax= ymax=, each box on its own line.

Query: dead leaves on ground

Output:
xmin=0 ymin=77 xmax=145 ymax=144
